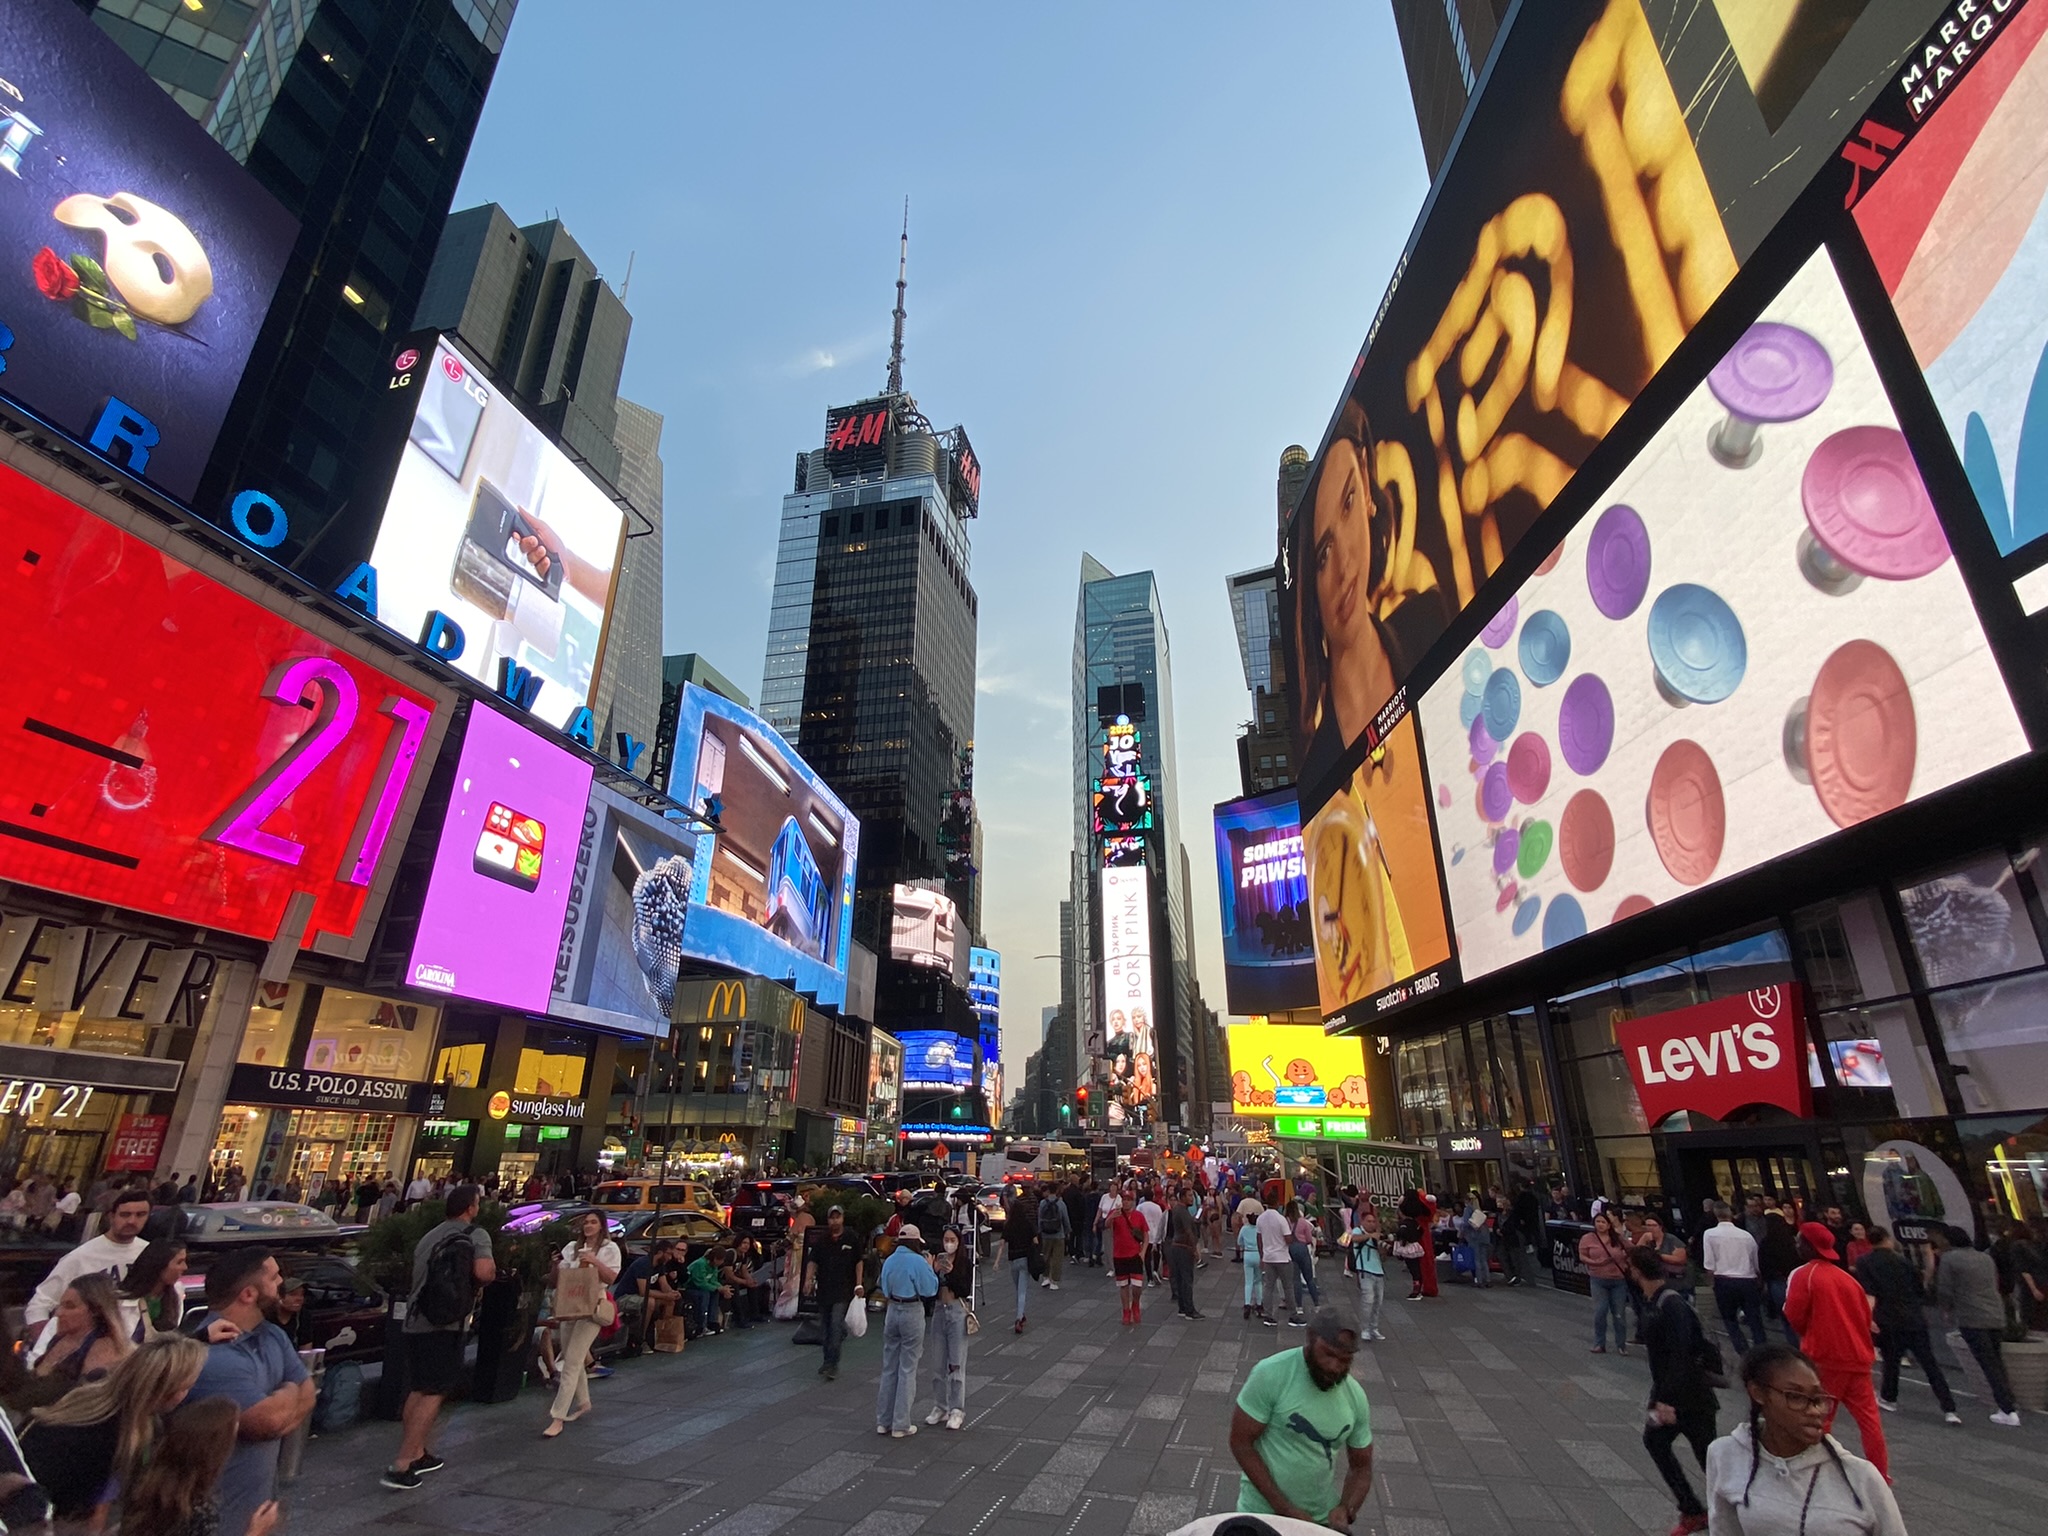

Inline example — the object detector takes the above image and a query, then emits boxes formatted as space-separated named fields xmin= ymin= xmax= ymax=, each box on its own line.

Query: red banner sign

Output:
xmin=1615 ymin=985 xmax=1813 ymax=1124
xmin=105 ymin=1113 xmax=169 ymax=1172
xmin=0 ymin=463 xmax=439 ymax=949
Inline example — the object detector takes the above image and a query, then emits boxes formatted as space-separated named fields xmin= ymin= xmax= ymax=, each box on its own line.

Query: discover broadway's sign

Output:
xmin=228 ymin=1064 xmax=437 ymax=1115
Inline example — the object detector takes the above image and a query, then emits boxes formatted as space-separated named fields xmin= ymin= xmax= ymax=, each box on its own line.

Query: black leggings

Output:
xmin=1643 ymin=1405 xmax=1716 ymax=1519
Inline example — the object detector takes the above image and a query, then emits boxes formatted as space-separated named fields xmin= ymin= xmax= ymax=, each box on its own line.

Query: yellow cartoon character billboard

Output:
xmin=1224 ymin=1023 xmax=1369 ymax=1115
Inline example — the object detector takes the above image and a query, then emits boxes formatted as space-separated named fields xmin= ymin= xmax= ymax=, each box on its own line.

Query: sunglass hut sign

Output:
xmin=1614 ymin=986 xmax=1812 ymax=1125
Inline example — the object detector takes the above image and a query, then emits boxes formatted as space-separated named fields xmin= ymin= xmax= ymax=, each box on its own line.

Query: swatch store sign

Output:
xmin=1615 ymin=986 xmax=1813 ymax=1126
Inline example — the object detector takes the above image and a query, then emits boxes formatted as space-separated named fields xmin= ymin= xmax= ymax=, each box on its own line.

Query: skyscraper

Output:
xmin=1228 ymin=444 xmax=1310 ymax=796
xmin=597 ymin=399 xmax=667 ymax=757
xmin=82 ymin=0 xmax=519 ymax=583
xmin=1390 ymin=0 xmax=1511 ymax=178
xmin=1072 ymin=557 xmax=1198 ymax=1134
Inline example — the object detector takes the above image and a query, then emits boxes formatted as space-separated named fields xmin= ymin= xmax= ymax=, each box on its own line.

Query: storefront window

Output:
xmin=1927 ymin=972 xmax=2048 ymax=1114
xmin=1507 ymin=1010 xmax=1553 ymax=1126
xmin=1814 ymin=1000 xmax=1944 ymax=1119
xmin=1692 ymin=927 xmax=1793 ymax=998
xmin=1618 ymin=955 xmax=1696 ymax=1018
xmin=1791 ymin=893 xmax=1907 ymax=1009
xmin=1959 ymin=1113 xmax=2048 ymax=1227
xmin=1899 ymin=854 xmax=2043 ymax=989
xmin=237 ymin=981 xmax=302 ymax=1066
xmin=302 ymin=990 xmax=435 ymax=1080
xmin=518 ymin=1026 xmax=590 ymax=1098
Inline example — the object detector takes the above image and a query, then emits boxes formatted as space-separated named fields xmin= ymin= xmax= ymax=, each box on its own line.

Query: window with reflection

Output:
xmin=1898 ymin=853 xmax=2042 ymax=989
xmin=1926 ymin=972 xmax=2048 ymax=1114
xmin=1791 ymin=894 xmax=1907 ymax=1009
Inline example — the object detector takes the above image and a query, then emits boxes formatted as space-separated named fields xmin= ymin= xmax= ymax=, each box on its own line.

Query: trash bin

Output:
xmin=278 ymin=1347 xmax=324 ymax=1484
xmin=470 ymin=1278 xmax=531 ymax=1403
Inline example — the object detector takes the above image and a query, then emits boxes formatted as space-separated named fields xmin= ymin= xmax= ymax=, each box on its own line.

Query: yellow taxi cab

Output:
xmin=588 ymin=1179 xmax=723 ymax=1219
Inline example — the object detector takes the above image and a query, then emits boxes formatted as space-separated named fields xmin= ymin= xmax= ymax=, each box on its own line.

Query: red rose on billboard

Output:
xmin=32 ymin=246 xmax=79 ymax=301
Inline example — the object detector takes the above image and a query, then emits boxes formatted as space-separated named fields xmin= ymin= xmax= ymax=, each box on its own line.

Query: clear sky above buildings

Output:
xmin=453 ymin=1 xmax=1429 ymax=1070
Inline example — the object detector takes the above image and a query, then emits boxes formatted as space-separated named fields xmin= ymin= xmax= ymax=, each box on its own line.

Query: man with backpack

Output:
xmin=1036 ymin=1182 xmax=1071 ymax=1290
xmin=383 ymin=1184 xmax=495 ymax=1491
xmin=1628 ymin=1246 xmax=1719 ymax=1535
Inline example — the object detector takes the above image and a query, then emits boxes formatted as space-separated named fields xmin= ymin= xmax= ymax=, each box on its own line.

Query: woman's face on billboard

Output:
xmin=1312 ymin=439 xmax=1390 ymax=737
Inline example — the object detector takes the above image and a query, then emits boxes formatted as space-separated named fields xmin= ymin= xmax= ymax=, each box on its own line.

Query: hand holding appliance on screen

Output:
xmin=451 ymin=480 xmax=565 ymax=618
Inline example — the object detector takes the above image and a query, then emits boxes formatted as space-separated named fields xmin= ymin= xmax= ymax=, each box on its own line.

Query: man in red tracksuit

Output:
xmin=1783 ymin=1220 xmax=1887 ymax=1479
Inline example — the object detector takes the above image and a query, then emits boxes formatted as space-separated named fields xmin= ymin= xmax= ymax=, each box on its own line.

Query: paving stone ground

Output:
xmin=283 ymin=1255 xmax=2046 ymax=1535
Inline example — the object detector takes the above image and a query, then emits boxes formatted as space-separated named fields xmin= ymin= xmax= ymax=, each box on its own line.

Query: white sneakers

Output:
xmin=1944 ymin=1412 xmax=1963 ymax=1425
xmin=1876 ymin=1398 xmax=1896 ymax=1413
xmin=946 ymin=1409 xmax=965 ymax=1431
xmin=1049 ymin=1282 xmax=1061 ymax=1290
xmin=1991 ymin=1410 xmax=2022 ymax=1427
xmin=926 ymin=1406 xmax=946 ymax=1426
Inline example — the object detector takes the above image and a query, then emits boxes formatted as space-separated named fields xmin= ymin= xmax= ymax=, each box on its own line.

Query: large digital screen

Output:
xmin=0 ymin=0 xmax=298 ymax=503
xmin=1212 ymin=789 xmax=1318 ymax=1016
xmin=667 ymin=684 xmax=858 ymax=1008
xmin=969 ymin=946 xmax=1000 ymax=1068
xmin=1416 ymin=249 xmax=2027 ymax=981
xmin=1224 ymin=1023 xmax=1370 ymax=1118
xmin=1847 ymin=1 xmax=2048 ymax=559
xmin=890 ymin=883 xmax=957 ymax=972
xmin=1301 ymin=713 xmax=1454 ymax=1020
xmin=0 ymin=460 xmax=443 ymax=954
xmin=1281 ymin=0 xmax=1957 ymax=818
xmin=898 ymin=1029 xmax=974 ymax=1089
xmin=1099 ymin=864 xmax=1158 ymax=1124
xmin=551 ymin=782 xmax=697 ymax=1038
xmin=408 ymin=706 xmax=594 ymax=1011
xmin=371 ymin=336 xmax=626 ymax=730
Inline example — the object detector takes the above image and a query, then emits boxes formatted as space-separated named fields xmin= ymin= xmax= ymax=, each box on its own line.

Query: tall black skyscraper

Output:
xmin=1390 ymin=0 xmax=1511 ymax=178
xmin=83 ymin=0 xmax=516 ymax=582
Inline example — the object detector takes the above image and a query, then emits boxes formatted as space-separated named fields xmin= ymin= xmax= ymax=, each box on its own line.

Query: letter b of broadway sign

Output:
xmin=1615 ymin=985 xmax=1812 ymax=1125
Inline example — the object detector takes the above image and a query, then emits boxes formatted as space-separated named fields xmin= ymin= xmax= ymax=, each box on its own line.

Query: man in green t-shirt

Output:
xmin=1230 ymin=1307 xmax=1374 ymax=1527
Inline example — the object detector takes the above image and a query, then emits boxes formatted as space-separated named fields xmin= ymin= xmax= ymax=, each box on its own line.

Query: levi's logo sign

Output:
xmin=1615 ymin=985 xmax=1812 ymax=1124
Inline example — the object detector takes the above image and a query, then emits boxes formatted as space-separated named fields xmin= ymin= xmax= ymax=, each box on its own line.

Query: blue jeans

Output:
xmin=926 ymin=1300 xmax=968 ymax=1412
xmin=1288 ymin=1240 xmax=1321 ymax=1306
xmin=1590 ymin=1276 xmax=1629 ymax=1348
xmin=1010 ymin=1256 xmax=1031 ymax=1321
xmin=820 ymin=1295 xmax=848 ymax=1369
xmin=875 ymin=1303 xmax=925 ymax=1432
xmin=1354 ymin=1270 xmax=1384 ymax=1335
xmin=1468 ymin=1233 xmax=1494 ymax=1287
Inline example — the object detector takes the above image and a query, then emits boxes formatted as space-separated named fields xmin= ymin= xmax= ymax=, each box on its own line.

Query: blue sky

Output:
xmin=453 ymin=2 xmax=1430 ymax=1075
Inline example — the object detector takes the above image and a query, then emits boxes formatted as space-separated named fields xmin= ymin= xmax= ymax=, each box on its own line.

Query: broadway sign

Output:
xmin=1615 ymin=985 xmax=1813 ymax=1125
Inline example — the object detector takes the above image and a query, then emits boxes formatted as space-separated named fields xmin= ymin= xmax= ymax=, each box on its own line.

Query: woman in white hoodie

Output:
xmin=1705 ymin=1345 xmax=1906 ymax=1536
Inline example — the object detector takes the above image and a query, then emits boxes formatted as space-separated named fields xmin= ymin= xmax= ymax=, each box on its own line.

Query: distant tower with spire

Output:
xmin=887 ymin=197 xmax=909 ymax=397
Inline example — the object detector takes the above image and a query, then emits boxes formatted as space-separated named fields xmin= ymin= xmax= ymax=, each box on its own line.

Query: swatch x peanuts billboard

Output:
xmin=1282 ymin=0 xmax=1958 ymax=822
xmin=1225 ymin=1022 xmax=1370 ymax=1117
xmin=1615 ymin=984 xmax=1814 ymax=1125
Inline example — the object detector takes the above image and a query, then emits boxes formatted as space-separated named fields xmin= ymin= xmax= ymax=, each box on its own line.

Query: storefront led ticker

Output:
xmin=1276 ymin=0 xmax=2048 ymax=1243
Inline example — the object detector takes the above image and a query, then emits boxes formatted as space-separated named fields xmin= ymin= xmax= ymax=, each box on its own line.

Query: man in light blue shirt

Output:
xmin=875 ymin=1228 xmax=938 ymax=1437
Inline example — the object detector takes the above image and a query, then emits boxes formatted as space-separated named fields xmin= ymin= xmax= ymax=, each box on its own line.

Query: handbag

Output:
xmin=652 ymin=1317 xmax=688 ymax=1353
xmin=964 ymin=1309 xmax=980 ymax=1337
xmin=554 ymin=1263 xmax=603 ymax=1321
xmin=1392 ymin=1241 xmax=1425 ymax=1261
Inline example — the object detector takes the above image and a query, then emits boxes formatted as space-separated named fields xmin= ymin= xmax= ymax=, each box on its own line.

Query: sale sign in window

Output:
xmin=0 ymin=461 xmax=442 ymax=951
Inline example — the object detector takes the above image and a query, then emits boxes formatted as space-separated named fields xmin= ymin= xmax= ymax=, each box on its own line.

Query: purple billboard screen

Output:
xmin=408 ymin=706 xmax=594 ymax=1011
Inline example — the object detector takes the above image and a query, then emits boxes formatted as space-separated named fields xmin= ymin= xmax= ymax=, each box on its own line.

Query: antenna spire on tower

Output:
xmin=886 ymin=197 xmax=908 ymax=396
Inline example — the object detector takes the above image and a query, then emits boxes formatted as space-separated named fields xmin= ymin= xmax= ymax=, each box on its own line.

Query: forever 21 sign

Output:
xmin=228 ymin=1064 xmax=435 ymax=1116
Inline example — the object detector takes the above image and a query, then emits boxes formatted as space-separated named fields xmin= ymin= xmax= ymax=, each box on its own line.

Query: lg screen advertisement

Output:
xmin=408 ymin=706 xmax=594 ymax=1012
xmin=1099 ymin=865 xmax=1158 ymax=1127
xmin=0 ymin=0 xmax=297 ymax=503
xmin=1416 ymin=249 xmax=2027 ymax=982
xmin=1845 ymin=1 xmax=2048 ymax=560
xmin=667 ymin=684 xmax=858 ymax=1008
xmin=899 ymin=1029 xmax=974 ymax=1089
xmin=551 ymin=782 xmax=698 ymax=1039
xmin=0 ymin=461 xmax=443 ymax=953
xmin=1212 ymin=789 xmax=1318 ymax=1016
xmin=371 ymin=336 xmax=626 ymax=730
xmin=1281 ymin=0 xmax=1956 ymax=818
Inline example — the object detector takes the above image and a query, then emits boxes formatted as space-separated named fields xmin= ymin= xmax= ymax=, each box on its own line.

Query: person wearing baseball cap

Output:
xmin=1783 ymin=1222 xmax=1886 ymax=1479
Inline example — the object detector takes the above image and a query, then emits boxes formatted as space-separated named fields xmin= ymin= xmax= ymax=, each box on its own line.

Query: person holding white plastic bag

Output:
xmin=801 ymin=1204 xmax=865 ymax=1382
xmin=874 ymin=1227 xmax=938 ymax=1436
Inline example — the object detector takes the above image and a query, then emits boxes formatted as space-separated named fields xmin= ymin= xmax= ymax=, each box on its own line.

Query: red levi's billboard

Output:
xmin=0 ymin=462 xmax=443 ymax=954
xmin=1615 ymin=984 xmax=1813 ymax=1124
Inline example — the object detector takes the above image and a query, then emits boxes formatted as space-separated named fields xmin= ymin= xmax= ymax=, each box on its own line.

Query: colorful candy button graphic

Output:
xmin=1543 ymin=893 xmax=1587 ymax=950
xmin=1791 ymin=639 xmax=1918 ymax=829
xmin=1481 ymin=760 xmax=1512 ymax=822
xmin=1613 ymin=894 xmax=1654 ymax=923
xmin=1507 ymin=732 xmax=1551 ymax=804
xmin=1482 ymin=668 xmax=1522 ymax=743
xmin=1515 ymin=818 xmax=1553 ymax=880
xmin=1481 ymin=596 xmax=1519 ymax=649
xmin=1648 ymin=584 xmax=1747 ymax=706
xmin=1492 ymin=826 xmax=1520 ymax=875
xmin=1798 ymin=426 xmax=1949 ymax=595
xmin=1707 ymin=321 xmax=1833 ymax=468
xmin=1511 ymin=895 xmax=1542 ymax=936
xmin=1519 ymin=609 xmax=1571 ymax=686
xmin=1586 ymin=504 xmax=1652 ymax=620
xmin=1558 ymin=673 xmax=1615 ymax=776
xmin=1559 ymin=789 xmax=1614 ymax=892
xmin=1647 ymin=739 xmax=1725 ymax=886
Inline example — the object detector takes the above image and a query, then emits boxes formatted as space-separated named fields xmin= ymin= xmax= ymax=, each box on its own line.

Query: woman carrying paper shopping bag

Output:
xmin=544 ymin=1212 xmax=619 ymax=1438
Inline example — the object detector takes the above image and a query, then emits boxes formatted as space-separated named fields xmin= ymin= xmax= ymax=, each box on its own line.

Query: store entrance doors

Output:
xmin=1446 ymin=1158 xmax=1498 ymax=1201
xmin=1666 ymin=1130 xmax=1822 ymax=1235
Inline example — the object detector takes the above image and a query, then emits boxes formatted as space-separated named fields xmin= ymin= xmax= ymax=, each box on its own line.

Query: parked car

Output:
xmin=171 ymin=1205 xmax=388 ymax=1365
xmin=588 ymin=1179 xmax=724 ymax=1219
xmin=499 ymin=1201 xmax=624 ymax=1236
xmin=726 ymin=1179 xmax=810 ymax=1240
xmin=616 ymin=1209 xmax=732 ymax=1263
xmin=176 ymin=1201 xmax=365 ymax=1244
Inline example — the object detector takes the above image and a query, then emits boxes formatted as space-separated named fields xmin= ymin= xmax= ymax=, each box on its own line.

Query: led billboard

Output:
xmin=899 ymin=1029 xmax=974 ymax=1089
xmin=0 ymin=0 xmax=297 ymax=503
xmin=1100 ymin=864 xmax=1158 ymax=1123
xmin=0 ymin=460 xmax=443 ymax=954
xmin=1224 ymin=1023 xmax=1370 ymax=1117
xmin=371 ymin=336 xmax=626 ymax=730
xmin=1846 ymin=2 xmax=2048 ymax=559
xmin=1281 ymin=0 xmax=1958 ymax=819
xmin=1212 ymin=789 xmax=1319 ymax=1016
xmin=890 ymin=883 xmax=958 ymax=972
xmin=408 ymin=706 xmax=594 ymax=1012
xmin=969 ymin=946 xmax=1000 ymax=1068
xmin=1301 ymin=713 xmax=1454 ymax=1020
xmin=550 ymin=782 xmax=697 ymax=1038
xmin=1416 ymin=249 xmax=2027 ymax=981
xmin=668 ymin=684 xmax=858 ymax=1008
